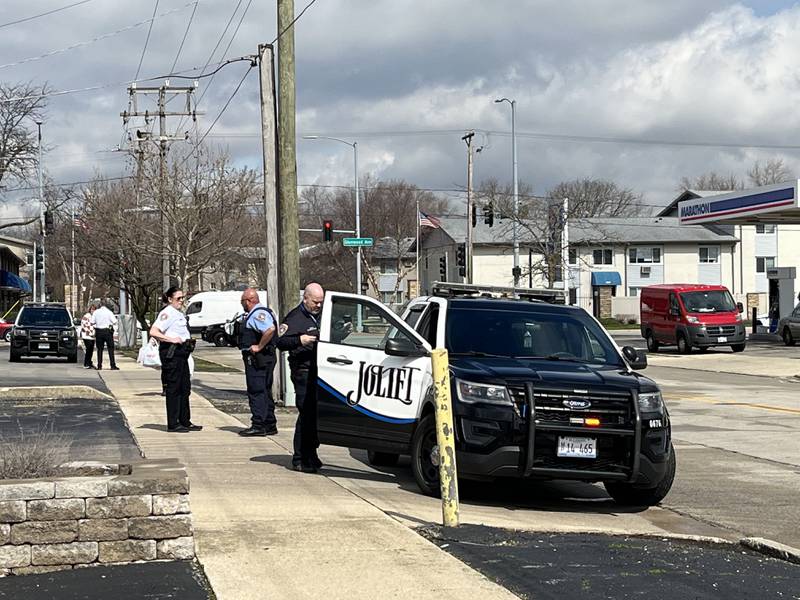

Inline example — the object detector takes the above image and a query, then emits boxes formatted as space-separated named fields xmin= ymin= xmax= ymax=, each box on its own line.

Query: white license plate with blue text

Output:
xmin=557 ymin=436 xmax=597 ymax=459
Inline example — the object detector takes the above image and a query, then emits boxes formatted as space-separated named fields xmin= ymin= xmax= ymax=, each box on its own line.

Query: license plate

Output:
xmin=557 ymin=436 xmax=597 ymax=459
xmin=717 ymin=336 xmax=728 ymax=343
xmin=38 ymin=343 xmax=50 ymax=350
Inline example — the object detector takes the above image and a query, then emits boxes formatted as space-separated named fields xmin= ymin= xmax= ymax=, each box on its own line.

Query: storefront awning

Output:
xmin=591 ymin=271 xmax=622 ymax=286
xmin=0 ymin=270 xmax=31 ymax=293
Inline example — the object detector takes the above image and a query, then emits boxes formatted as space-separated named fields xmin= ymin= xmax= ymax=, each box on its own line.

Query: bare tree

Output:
xmin=748 ymin=158 xmax=792 ymax=186
xmin=679 ymin=172 xmax=743 ymax=192
xmin=0 ymin=82 xmax=49 ymax=231
xmin=547 ymin=178 xmax=644 ymax=218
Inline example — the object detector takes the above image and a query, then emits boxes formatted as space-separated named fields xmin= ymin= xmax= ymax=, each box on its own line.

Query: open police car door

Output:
xmin=317 ymin=292 xmax=432 ymax=452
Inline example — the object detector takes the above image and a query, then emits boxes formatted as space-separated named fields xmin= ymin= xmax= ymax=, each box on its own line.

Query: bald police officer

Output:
xmin=238 ymin=288 xmax=278 ymax=437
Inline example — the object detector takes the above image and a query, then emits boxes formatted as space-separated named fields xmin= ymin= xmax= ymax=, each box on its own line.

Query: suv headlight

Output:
xmin=455 ymin=379 xmax=511 ymax=405
xmin=638 ymin=391 xmax=663 ymax=413
xmin=63 ymin=329 xmax=75 ymax=338
xmin=14 ymin=328 xmax=27 ymax=337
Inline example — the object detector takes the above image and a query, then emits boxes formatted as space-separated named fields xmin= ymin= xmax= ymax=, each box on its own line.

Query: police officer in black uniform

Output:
xmin=237 ymin=288 xmax=278 ymax=436
xmin=277 ymin=282 xmax=324 ymax=472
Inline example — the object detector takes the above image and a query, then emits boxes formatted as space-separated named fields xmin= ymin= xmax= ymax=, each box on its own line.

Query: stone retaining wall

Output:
xmin=0 ymin=459 xmax=194 ymax=576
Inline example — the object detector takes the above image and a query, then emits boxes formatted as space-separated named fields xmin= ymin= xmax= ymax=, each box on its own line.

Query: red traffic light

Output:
xmin=322 ymin=220 xmax=333 ymax=242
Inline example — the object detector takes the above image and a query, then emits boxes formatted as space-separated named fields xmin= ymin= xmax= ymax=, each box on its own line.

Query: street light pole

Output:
xmin=303 ymin=135 xmax=361 ymax=294
xmin=495 ymin=98 xmax=519 ymax=286
xmin=36 ymin=120 xmax=45 ymax=301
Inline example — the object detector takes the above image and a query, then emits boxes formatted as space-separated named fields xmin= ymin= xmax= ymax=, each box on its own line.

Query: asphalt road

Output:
xmin=0 ymin=343 xmax=110 ymax=393
xmin=0 ymin=560 xmax=213 ymax=599
xmin=421 ymin=525 xmax=800 ymax=600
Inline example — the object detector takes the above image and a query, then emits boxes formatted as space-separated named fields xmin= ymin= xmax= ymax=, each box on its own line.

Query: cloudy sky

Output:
xmin=2 ymin=0 xmax=800 ymax=222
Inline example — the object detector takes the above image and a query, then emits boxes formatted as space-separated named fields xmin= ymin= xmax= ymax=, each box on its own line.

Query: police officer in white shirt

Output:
xmin=149 ymin=287 xmax=201 ymax=433
xmin=91 ymin=301 xmax=118 ymax=370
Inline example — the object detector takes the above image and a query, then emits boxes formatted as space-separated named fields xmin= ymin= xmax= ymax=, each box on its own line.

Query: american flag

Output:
xmin=419 ymin=211 xmax=440 ymax=228
xmin=73 ymin=217 xmax=87 ymax=229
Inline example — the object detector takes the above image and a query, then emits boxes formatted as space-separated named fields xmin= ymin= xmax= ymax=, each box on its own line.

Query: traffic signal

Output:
xmin=35 ymin=246 xmax=44 ymax=272
xmin=438 ymin=255 xmax=447 ymax=280
xmin=512 ymin=266 xmax=522 ymax=281
xmin=484 ymin=202 xmax=494 ymax=227
xmin=322 ymin=220 xmax=333 ymax=242
xmin=456 ymin=244 xmax=466 ymax=277
xmin=44 ymin=211 xmax=54 ymax=235
xmin=471 ymin=203 xmax=476 ymax=228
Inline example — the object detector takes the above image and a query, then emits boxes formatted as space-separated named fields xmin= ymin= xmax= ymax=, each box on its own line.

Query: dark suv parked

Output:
xmin=9 ymin=303 xmax=78 ymax=363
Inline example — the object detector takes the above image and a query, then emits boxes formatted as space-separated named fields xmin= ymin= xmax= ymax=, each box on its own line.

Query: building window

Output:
xmin=699 ymin=246 xmax=719 ymax=264
xmin=629 ymin=287 xmax=640 ymax=297
xmin=568 ymin=248 xmax=577 ymax=265
xmin=592 ymin=248 xmax=613 ymax=265
xmin=629 ymin=247 xmax=661 ymax=264
xmin=756 ymin=256 xmax=775 ymax=273
xmin=756 ymin=224 xmax=776 ymax=234
xmin=640 ymin=266 xmax=651 ymax=279
xmin=568 ymin=288 xmax=577 ymax=305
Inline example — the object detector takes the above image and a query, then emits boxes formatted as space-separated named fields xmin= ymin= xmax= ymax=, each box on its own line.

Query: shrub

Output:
xmin=0 ymin=420 xmax=70 ymax=480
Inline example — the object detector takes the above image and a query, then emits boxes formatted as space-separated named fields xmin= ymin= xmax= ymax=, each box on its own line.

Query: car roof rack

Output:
xmin=431 ymin=282 xmax=567 ymax=304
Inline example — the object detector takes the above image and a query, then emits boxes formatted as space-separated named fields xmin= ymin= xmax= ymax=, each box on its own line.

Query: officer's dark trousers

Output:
xmin=291 ymin=368 xmax=310 ymax=464
xmin=299 ymin=362 xmax=320 ymax=464
xmin=161 ymin=349 xmax=191 ymax=429
xmin=83 ymin=339 xmax=95 ymax=367
xmin=243 ymin=355 xmax=277 ymax=430
xmin=95 ymin=329 xmax=116 ymax=368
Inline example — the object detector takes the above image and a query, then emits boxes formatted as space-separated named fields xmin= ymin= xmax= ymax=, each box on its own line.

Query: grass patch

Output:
xmin=119 ymin=349 xmax=240 ymax=373
xmin=0 ymin=420 xmax=70 ymax=479
xmin=600 ymin=318 xmax=640 ymax=330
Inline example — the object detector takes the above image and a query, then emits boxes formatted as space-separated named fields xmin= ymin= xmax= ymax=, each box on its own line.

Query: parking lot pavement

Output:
xmin=0 ymin=345 xmax=110 ymax=393
xmin=420 ymin=525 xmax=800 ymax=600
xmin=0 ymin=560 xmax=213 ymax=599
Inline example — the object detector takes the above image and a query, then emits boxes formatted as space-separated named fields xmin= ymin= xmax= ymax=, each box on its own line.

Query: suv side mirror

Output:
xmin=385 ymin=337 xmax=427 ymax=357
xmin=73 ymin=318 xmax=81 ymax=326
xmin=736 ymin=301 xmax=744 ymax=313
xmin=669 ymin=308 xmax=680 ymax=317
xmin=622 ymin=345 xmax=647 ymax=370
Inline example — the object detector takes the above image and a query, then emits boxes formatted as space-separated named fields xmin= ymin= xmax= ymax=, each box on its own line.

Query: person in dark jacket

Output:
xmin=277 ymin=282 xmax=324 ymax=472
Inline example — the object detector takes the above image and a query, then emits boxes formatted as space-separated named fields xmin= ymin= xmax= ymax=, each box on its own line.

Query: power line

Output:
xmin=271 ymin=0 xmax=319 ymax=44
xmin=169 ymin=0 xmax=199 ymax=74
xmin=0 ymin=0 xmax=95 ymax=29
xmin=0 ymin=2 xmax=195 ymax=73
xmin=134 ymin=0 xmax=162 ymax=81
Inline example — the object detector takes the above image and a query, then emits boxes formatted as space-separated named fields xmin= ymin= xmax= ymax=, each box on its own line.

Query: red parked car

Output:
xmin=0 ymin=318 xmax=13 ymax=343
xmin=640 ymin=284 xmax=746 ymax=354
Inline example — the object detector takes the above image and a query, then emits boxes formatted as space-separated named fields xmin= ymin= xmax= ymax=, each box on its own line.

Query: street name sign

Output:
xmin=343 ymin=237 xmax=374 ymax=247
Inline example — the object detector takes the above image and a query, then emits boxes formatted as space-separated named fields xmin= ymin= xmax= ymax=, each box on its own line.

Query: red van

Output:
xmin=640 ymin=284 xmax=746 ymax=354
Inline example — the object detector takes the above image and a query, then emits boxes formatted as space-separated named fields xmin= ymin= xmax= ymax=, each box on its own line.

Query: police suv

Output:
xmin=316 ymin=283 xmax=675 ymax=506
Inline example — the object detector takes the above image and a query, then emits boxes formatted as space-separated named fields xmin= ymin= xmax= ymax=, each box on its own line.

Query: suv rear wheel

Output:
xmin=67 ymin=352 xmax=78 ymax=363
xmin=782 ymin=327 xmax=795 ymax=346
xmin=9 ymin=350 xmax=21 ymax=362
xmin=212 ymin=330 xmax=227 ymax=347
xmin=3 ymin=330 xmax=10 ymax=342
xmin=731 ymin=344 xmax=746 ymax=353
xmin=604 ymin=442 xmax=676 ymax=506
xmin=411 ymin=413 xmax=440 ymax=496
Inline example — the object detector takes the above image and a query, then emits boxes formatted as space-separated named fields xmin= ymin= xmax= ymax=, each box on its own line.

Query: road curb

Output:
xmin=740 ymin=537 xmax=800 ymax=565
xmin=0 ymin=385 xmax=115 ymax=401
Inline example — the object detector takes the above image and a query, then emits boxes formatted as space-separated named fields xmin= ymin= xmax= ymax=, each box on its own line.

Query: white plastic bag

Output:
xmin=140 ymin=339 xmax=161 ymax=368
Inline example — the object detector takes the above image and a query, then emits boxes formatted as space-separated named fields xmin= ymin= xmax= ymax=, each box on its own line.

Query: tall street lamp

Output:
xmin=494 ymin=98 xmax=519 ymax=286
xmin=35 ymin=119 xmax=45 ymax=301
xmin=303 ymin=136 xmax=361 ymax=295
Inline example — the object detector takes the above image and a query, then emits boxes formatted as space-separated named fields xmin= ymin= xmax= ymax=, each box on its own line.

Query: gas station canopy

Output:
xmin=677 ymin=180 xmax=800 ymax=226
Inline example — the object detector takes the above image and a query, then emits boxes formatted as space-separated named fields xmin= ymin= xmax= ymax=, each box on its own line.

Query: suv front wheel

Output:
xmin=411 ymin=413 xmax=440 ymax=496
xmin=604 ymin=442 xmax=676 ymax=506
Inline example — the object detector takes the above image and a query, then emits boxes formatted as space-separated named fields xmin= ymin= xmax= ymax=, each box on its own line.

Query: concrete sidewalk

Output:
xmin=98 ymin=358 xmax=518 ymax=600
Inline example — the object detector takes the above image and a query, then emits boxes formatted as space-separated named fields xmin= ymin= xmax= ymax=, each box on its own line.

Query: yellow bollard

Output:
xmin=430 ymin=348 xmax=460 ymax=528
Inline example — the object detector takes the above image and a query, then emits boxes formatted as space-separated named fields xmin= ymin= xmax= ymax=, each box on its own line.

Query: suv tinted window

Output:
xmin=186 ymin=302 xmax=203 ymax=315
xmin=18 ymin=307 xmax=71 ymax=327
xmin=445 ymin=307 xmax=621 ymax=366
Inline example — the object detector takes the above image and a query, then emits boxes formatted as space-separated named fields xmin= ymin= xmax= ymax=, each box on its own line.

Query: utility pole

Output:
xmin=258 ymin=43 xmax=282 ymax=402
xmin=277 ymin=0 xmax=300 ymax=315
xmin=121 ymin=83 xmax=197 ymax=290
xmin=462 ymin=131 xmax=474 ymax=284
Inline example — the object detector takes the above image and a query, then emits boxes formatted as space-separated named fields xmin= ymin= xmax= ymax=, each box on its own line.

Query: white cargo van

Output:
xmin=185 ymin=290 xmax=267 ymax=336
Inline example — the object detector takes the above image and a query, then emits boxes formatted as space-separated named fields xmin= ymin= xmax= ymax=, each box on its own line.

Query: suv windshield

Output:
xmin=445 ymin=307 xmax=622 ymax=366
xmin=17 ymin=307 xmax=72 ymax=327
xmin=680 ymin=290 xmax=735 ymax=313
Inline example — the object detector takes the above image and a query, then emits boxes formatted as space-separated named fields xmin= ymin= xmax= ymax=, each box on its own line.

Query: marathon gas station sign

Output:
xmin=678 ymin=181 xmax=800 ymax=225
